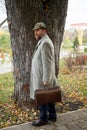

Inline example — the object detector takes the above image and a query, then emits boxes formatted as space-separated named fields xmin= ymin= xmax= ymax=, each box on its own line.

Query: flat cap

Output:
xmin=33 ymin=22 xmax=47 ymax=30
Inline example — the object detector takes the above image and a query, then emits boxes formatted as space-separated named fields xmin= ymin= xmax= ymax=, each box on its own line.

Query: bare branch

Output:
xmin=0 ymin=18 xmax=7 ymax=27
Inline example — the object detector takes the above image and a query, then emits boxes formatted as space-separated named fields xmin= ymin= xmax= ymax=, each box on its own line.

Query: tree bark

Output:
xmin=5 ymin=0 xmax=68 ymax=108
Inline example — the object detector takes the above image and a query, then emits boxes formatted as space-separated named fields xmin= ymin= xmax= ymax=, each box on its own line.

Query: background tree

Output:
xmin=0 ymin=33 xmax=10 ymax=50
xmin=62 ymin=33 xmax=71 ymax=49
xmin=5 ymin=0 xmax=68 ymax=108
xmin=73 ymin=36 xmax=79 ymax=51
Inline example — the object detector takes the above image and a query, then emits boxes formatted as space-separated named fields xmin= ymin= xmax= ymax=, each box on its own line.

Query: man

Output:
xmin=30 ymin=22 xmax=58 ymax=126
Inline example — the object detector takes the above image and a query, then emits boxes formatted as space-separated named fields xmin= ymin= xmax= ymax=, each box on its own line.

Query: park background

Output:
xmin=0 ymin=0 xmax=87 ymax=128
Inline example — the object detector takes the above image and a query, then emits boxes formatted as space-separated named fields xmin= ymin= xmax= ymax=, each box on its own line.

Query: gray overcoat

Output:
xmin=30 ymin=34 xmax=58 ymax=99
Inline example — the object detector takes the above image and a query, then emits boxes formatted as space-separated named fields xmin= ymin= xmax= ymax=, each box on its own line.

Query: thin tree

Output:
xmin=5 ymin=0 xmax=68 ymax=108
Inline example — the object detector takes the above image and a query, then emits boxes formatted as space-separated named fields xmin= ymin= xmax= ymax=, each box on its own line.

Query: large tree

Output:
xmin=5 ymin=0 xmax=68 ymax=108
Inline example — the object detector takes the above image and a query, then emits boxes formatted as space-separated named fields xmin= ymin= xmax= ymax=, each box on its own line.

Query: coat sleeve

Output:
xmin=41 ymin=42 xmax=54 ymax=83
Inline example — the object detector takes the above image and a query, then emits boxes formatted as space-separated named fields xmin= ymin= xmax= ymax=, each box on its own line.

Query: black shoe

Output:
xmin=48 ymin=117 xmax=57 ymax=122
xmin=32 ymin=120 xmax=48 ymax=126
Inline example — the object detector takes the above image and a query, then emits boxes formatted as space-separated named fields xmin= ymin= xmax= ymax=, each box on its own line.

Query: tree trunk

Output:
xmin=5 ymin=0 xmax=68 ymax=108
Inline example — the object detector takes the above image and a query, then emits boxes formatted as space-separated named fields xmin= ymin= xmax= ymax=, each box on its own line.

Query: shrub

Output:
xmin=0 ymin=33 xmax=11 ymax=53
xmin=64 ymin=55 xmax=74 ymax=71
xmin=64 ymin=53 xmax=87 ymax=71
xmin=84 ymin=47 xmax=87 ymax=53
xmin=75 ymin=54 xmax=87 ymax=65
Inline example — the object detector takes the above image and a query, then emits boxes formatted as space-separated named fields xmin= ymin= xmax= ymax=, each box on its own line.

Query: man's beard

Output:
xmin=38 ymin=36 xmax=42 ymax=41
xmin=35 ymin=35 xmax=42 ymax=41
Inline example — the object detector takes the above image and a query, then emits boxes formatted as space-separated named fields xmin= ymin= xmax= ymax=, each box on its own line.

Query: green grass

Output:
xmin=59 ymin=59 xmax=65 ymax=67
xmin=0 ymin=70 xmax=87 ymax=103
xmin=0 ymin=72 xmax=14 ymax=103
xmin=58 ymin=70 xmax=87 ymax=97
xmin=0 ymin=69 xmax=87 ymax=102
xmin=59 ymin=58 xmax=87 ymax=97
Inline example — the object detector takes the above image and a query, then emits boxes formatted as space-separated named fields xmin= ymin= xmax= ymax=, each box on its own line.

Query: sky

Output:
xmin=0 ymin=0 xmax=87 ymax=30
xmin=65 ymin=0 xmax=87 ymax=29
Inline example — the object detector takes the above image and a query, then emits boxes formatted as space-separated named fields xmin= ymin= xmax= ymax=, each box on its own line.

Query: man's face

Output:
xmin=34 ymin=28 xmax=46 ymax=40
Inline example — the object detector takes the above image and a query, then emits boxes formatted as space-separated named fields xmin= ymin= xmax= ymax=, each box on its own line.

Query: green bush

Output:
xmin=64 ymin=53 xmax=87 ymax=71
xmin=0 ymin=34 xmax=11 ymax=53
xmin=84 ymin=47 xmax=87 ymax=52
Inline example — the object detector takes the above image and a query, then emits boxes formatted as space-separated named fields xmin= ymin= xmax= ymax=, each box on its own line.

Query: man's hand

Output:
xmin=42 ymin=82 xmax=50 ymax=86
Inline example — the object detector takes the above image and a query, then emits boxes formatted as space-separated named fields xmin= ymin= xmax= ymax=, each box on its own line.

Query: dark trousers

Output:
xmin=39 ymin=103 xmax=56 ymax=121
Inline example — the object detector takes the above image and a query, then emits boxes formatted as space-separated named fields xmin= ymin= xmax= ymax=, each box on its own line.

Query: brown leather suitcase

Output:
xmin=35 ymin=86 xmax=62 ymax=105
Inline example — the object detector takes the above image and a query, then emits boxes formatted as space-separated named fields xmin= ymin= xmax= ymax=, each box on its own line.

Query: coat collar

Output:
xmin=38 ymin=34 xmax=48 ymax=44
xmin=35 ymin=34 xmax=48 ymax=50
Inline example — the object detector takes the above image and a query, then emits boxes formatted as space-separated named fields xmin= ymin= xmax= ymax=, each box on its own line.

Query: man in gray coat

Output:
xmin=30 ymin=22 xmax=58 ymax=126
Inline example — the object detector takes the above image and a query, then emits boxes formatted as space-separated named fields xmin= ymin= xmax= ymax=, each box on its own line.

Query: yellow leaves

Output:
xmin=0 ymin=101 xmax=39 ymax=129
xmin=29 ymin=116 xmax=33 ymax=121
xmin=68 ymin=91 xmax=85 ymax=102
xmin=0 ymin=70 xmax=87 ymax=128
xmin=4 ymin=121 xmax=12 ymax=127
xmin=33 ymin=112 xmax=37 ymax=116
xmin=59 ymin=69 xmax=87 ymax=98
xmin=12 ymin=109 xmax=20 ymax=115
xmin=69 ymin=91 xmax=80 ymax=98
xmin=58 ymin=102 xmax=63 ymax=107
xmin=58 ymin=68 xmax=87 ymax=113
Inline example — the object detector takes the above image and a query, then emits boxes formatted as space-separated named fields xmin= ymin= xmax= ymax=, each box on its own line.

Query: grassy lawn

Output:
xmin=59 ymin=70 xmax=87 ymax=97
xmin=0 ymin=69 xmax=87 ymax=128
xmin=0 ymin=73 xmax=14 ymax=103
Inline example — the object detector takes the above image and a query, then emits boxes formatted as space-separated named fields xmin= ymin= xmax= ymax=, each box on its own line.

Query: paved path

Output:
xmin=0 ymin=63 xmax=12 ymax=74
xmin=1 ymin=108 xmax=87 ymax=130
